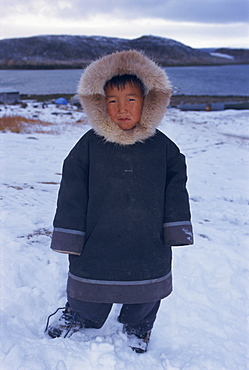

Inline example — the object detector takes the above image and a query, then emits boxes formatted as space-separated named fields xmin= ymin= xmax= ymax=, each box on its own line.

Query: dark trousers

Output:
xmin=68 ymin=296 xmax=161 ymax=336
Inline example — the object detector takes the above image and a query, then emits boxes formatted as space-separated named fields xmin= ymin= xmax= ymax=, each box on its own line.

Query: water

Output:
xmin=0 ymin=69 xmax=83 ymax=95
xmin=0 ymin=65 xmax=248 ymax=96
xmin=166 ymin=65 xmax=249 ymax=96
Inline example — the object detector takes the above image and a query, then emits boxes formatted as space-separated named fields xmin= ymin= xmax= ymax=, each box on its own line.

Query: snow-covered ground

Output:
xmin=0 ymin=102 xmax=248 ymax=369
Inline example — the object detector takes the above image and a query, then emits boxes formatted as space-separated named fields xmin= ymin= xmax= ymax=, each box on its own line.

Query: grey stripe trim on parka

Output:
xmin=163 ymin=221 xmax=193 ymax=246
xmin=68 ymin=271 xmax=172 ymax=286
xmin=67 ymin=271 xmax=173 ymax=303
xmin=163 ymin=221 xmax=192 ymax=227
xmin=53 ymin=227 xmax=85 ymax=236
xmin=51 ymin=227 xmax=85 ymax=255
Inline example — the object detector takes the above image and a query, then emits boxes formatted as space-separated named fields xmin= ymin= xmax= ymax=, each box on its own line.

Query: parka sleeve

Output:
xmin=50 ymin=136 xmax=89 ymax=255
xmin=163 ymin=142 xmax=194 ymax=246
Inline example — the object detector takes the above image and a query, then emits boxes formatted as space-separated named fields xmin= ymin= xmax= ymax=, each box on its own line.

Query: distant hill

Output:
xmin=214 ymin=48 xmax=249 ymax=61
xmin=0 ymin=35 xmax=248 ymax=69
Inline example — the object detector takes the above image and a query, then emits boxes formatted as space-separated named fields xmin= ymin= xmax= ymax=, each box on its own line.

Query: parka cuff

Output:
xmin=50 ymin=227 xmax=85 ymax=255
xmin=163 ymin=221 xmax=193 ymax=246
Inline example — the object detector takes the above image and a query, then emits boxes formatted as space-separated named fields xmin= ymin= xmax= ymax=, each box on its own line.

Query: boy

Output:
xmin=46 ymin=50 xmax=193 ymax=353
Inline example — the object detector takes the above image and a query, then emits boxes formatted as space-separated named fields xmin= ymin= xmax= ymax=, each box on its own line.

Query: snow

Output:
xmin=210 ymin=52 xmax=234 ymax=60
xmin=0 ymin=102 xmax=249 ymax=369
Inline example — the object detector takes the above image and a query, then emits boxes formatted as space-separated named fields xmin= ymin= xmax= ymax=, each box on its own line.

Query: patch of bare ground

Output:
xmin=0 ymin=115 xmax=87 ymax=134
xmin=17 ymin=228 xmax=52 ymax=242
xmin=26 ymin=228 xmax=52 ymax=239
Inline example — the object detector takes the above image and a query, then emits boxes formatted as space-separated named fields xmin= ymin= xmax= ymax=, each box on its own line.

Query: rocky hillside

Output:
xmin=0 ymin=35 xmax=248 ymax=69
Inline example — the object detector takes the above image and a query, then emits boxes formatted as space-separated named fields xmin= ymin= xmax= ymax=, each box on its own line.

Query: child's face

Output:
xmin=105 ymin=83 xmax=144 ymax=131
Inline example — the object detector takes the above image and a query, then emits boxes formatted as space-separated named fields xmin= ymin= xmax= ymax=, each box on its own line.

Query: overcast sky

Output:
xmin=1 ymin=0 xmax=248 ymax=48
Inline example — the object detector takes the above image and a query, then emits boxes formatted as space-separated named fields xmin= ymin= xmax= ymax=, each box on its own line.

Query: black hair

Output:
xmin=104 ymin=74 xmax=145 ymax=96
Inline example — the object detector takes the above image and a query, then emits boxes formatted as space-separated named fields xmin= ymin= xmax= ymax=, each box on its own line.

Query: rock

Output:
xmin=70 ymin=94 xmax=82 ymax=108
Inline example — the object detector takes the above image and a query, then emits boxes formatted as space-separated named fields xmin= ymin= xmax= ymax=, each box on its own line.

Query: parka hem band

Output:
xmin=50 ymin=227 xmax=85 ymax=255
xmin=68 ymin=271 xmax=172 ymax=285
xmin=67 ymin=272 xmax=173 ymax=304
xmin=163 ymin=221 xmax=194 ymax=246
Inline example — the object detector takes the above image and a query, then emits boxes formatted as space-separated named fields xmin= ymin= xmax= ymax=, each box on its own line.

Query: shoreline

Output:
xmin=20 ymin=93 xmax=249 ymax=106
xmin=170 ymin=94 xmax=249 ymax=106
xmin=1 ymin=62 xmax=249 ymax=70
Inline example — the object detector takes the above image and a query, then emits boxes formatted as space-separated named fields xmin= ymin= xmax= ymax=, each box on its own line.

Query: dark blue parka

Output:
xmin=50 ymin=50 xmax=193 ymax=303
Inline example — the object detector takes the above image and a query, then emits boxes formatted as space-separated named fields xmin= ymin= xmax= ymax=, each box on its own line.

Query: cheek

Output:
xmin=134 ymin=105 xmax=143 ymax=119
xmin=106 ymin=106 xmax=116 ymax=118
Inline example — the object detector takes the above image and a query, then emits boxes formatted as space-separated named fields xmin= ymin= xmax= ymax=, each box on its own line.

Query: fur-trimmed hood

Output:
xmin=78 ymin=50 xmax=172 ymax=145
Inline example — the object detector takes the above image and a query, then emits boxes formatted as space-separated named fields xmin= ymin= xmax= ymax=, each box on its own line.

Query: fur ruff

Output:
xmin=78 ymin=50 xmax=172 ymax=145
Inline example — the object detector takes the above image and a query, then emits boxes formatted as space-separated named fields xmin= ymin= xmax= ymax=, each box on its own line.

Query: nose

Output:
xmin=118 ymin=101 xmax=127 ymax=113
